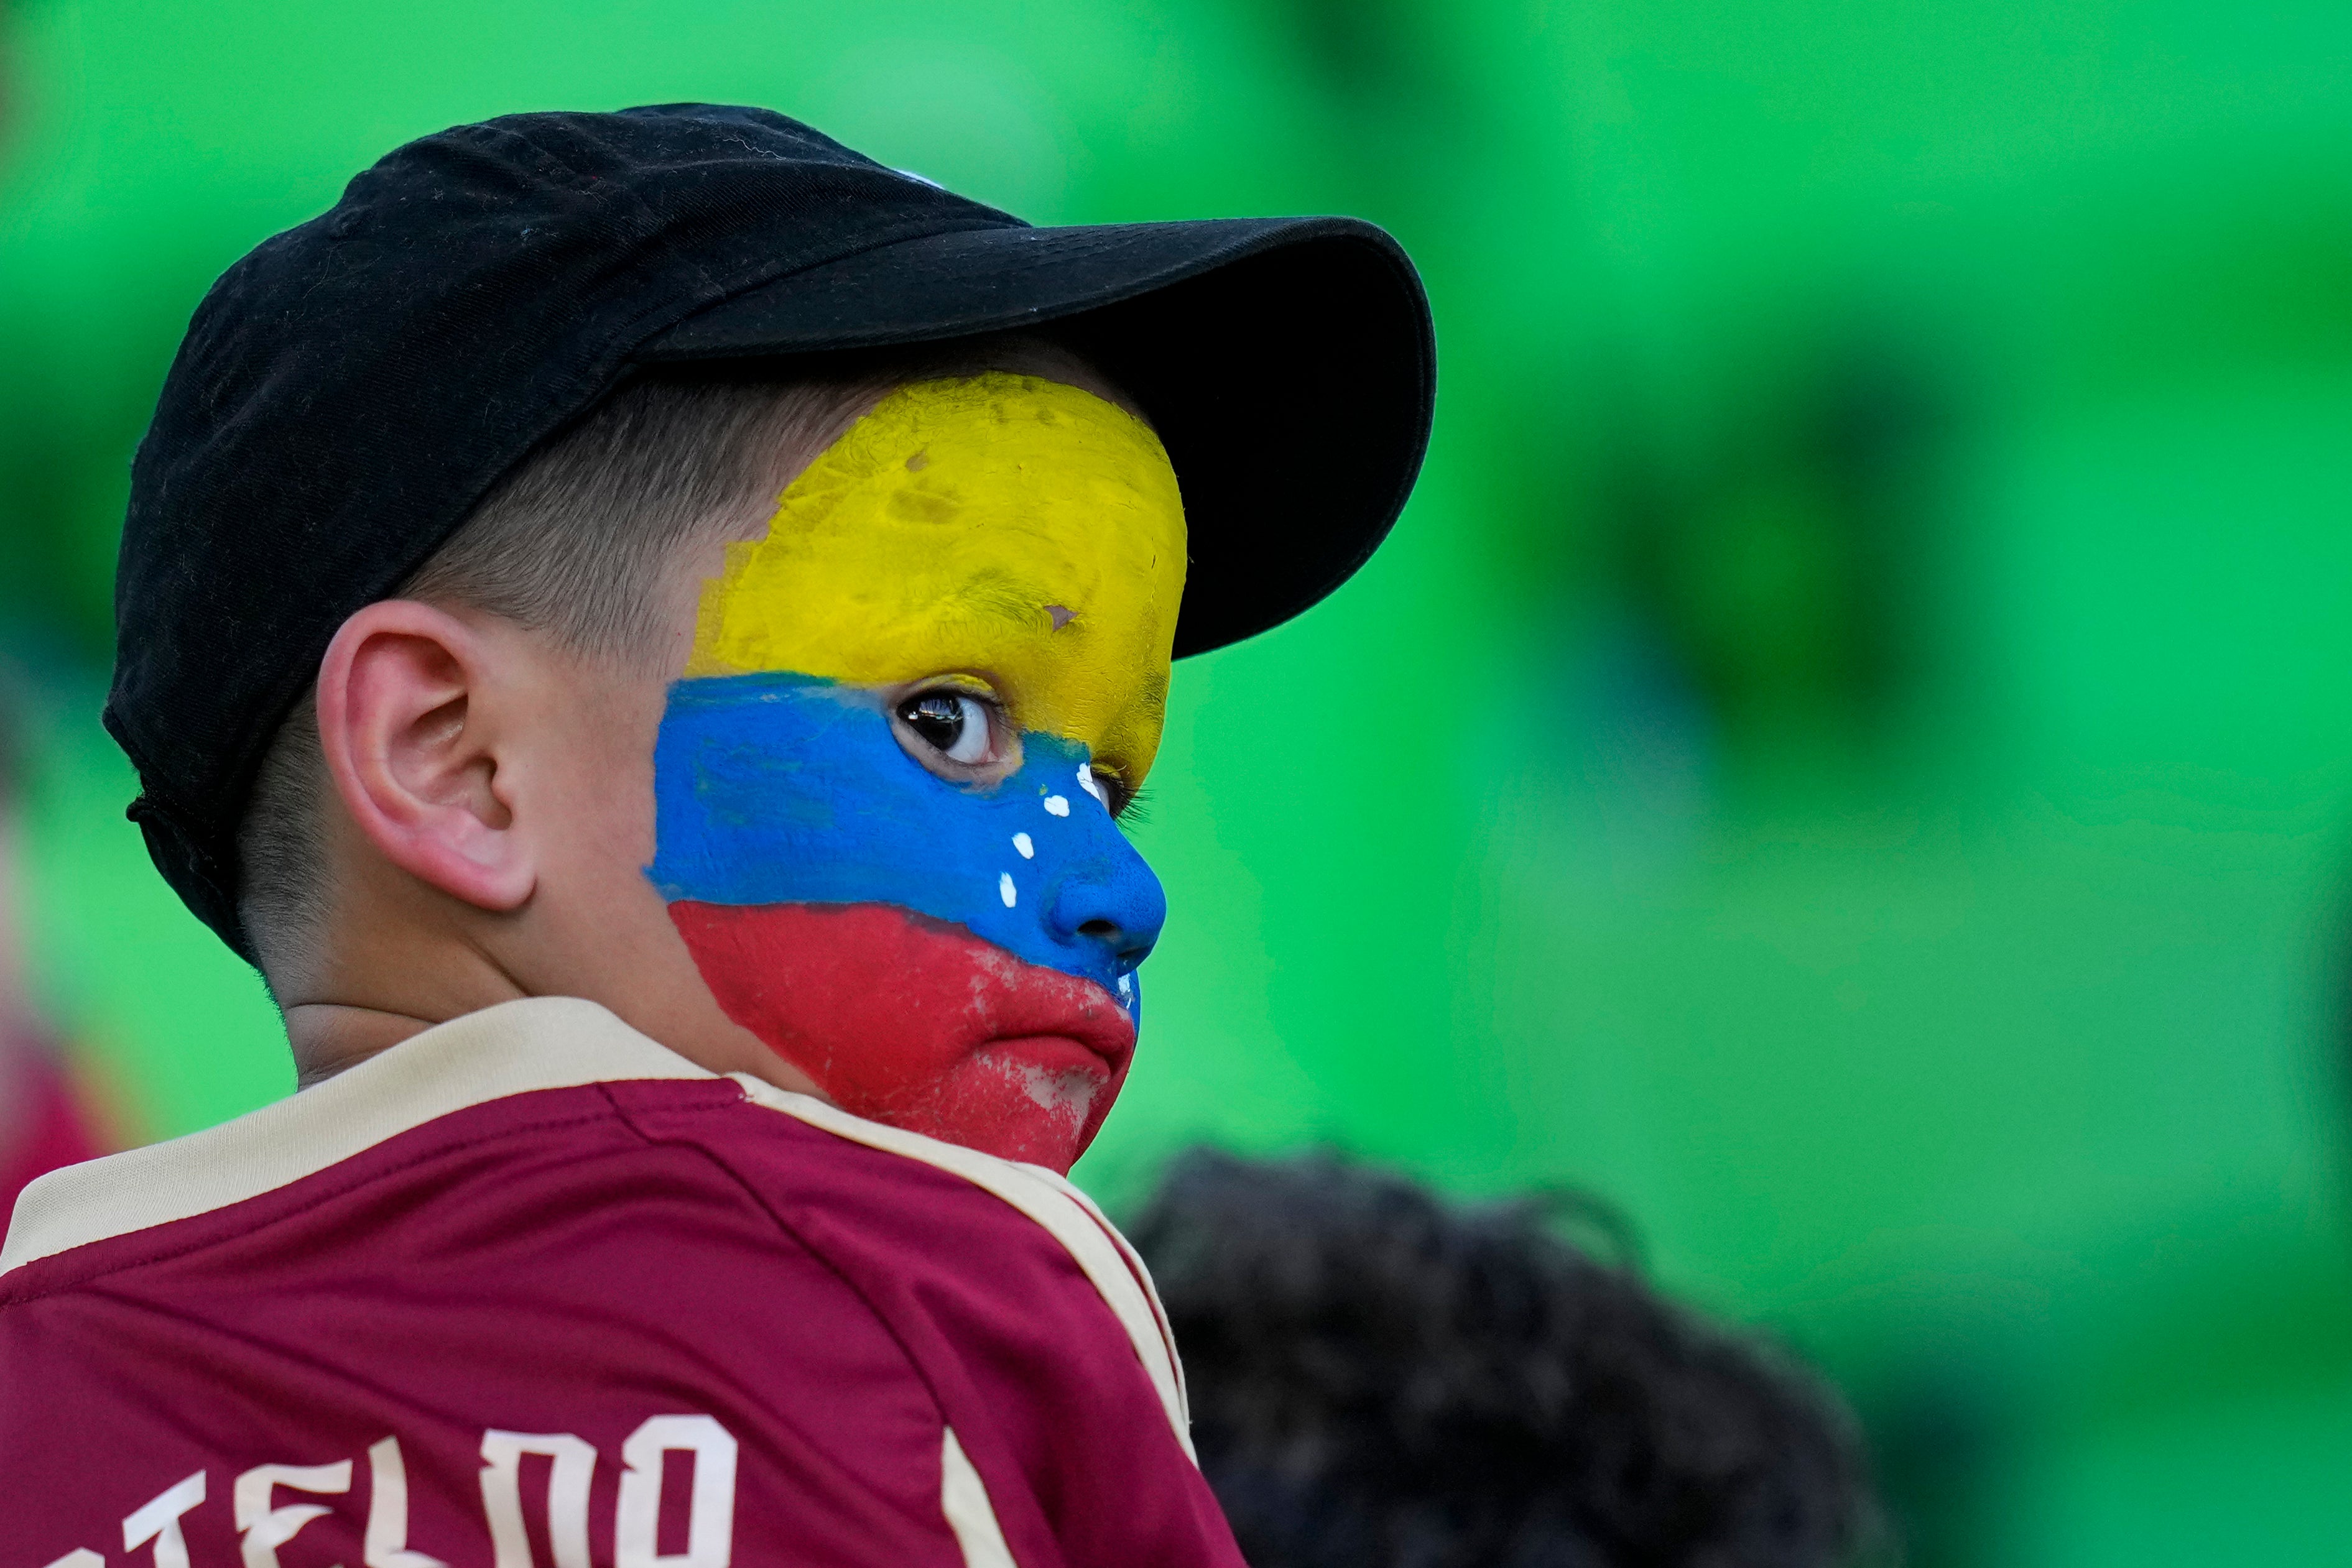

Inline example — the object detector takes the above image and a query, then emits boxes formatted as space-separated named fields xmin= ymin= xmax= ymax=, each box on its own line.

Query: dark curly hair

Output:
xmin=1127 ymin=1148 xmax=1883 ymax=1568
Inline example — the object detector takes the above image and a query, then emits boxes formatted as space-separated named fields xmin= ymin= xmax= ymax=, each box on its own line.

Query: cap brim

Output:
xmin=635 ymin=216 xmax=1435 ymax=657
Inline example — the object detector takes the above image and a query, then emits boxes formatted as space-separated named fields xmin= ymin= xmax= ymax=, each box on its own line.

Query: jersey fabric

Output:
xmin=0 ymin=998 xmax=1243 ymax=1568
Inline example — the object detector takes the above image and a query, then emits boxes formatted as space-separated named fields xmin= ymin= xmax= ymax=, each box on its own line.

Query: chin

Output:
xmin=667 ymin=900 xmax=1137 ymax=1173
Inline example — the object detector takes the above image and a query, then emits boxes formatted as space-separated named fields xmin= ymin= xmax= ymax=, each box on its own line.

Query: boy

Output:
xmin=0 ymin=106 xmax=1431 ymax=1564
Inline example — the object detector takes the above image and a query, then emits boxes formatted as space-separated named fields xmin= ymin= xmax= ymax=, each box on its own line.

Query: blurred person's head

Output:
xmin=1129 ymin=1149 xmax=1882 ymax=1568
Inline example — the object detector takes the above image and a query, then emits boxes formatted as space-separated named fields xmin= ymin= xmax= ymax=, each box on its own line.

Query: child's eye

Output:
xmin=1089 ymin=767 xmax=1135 ymax=818
xmin=896 ymin=691 xmax=994 ymax=764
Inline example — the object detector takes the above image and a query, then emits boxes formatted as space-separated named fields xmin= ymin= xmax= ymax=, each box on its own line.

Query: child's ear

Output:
xmin=313 ymin=599 xmax=535 ymax=913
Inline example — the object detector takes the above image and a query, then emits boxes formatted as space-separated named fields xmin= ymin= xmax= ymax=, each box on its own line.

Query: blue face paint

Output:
xmin=647 ymin=671 xmax=1166 ymax=1008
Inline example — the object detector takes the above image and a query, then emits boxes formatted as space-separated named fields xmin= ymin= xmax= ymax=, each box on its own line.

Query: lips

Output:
xmin=668 ymin=899 xmax=1137 ymax=1170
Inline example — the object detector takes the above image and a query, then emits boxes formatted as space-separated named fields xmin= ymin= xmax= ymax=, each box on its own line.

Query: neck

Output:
xmin=283 ymin=1002 xmax=442 ymax=1087
xmin=274 ymin=919 xmax=531 ymax=1087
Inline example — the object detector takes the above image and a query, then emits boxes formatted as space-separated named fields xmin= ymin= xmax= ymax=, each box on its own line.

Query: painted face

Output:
xmin=646 ymin=373 xmax=1187 ymax=1171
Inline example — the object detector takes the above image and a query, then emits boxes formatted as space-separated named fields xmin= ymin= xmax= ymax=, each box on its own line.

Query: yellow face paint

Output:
xmin=687 ymin=372 xmax=1188 ymax=784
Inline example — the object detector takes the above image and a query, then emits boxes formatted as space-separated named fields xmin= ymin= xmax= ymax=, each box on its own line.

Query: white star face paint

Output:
xmin=999 ymin=872 xmax=1019 ymax=908
xmin=1044 ymin=795 xmax=1071 ymax=817
xmin=1013 ymin=832 xmax=1035 ymax=859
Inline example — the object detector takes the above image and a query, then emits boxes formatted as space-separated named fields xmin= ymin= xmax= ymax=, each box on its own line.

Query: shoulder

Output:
xmin=0 ymin=997 xmax=1182 ymax=1436
xmin=679 ymin=1080 xmax=1230 ymax=1567
xmin=0 ymin=998 xmax=1164 ymax=1380
xmin=652 ymin=1076 xmax=1188 ymax=1443
xmin=0 ymin=998 xmax=733 ymax=1291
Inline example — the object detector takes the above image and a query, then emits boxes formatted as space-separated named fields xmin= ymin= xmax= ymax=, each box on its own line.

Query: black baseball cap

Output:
xmin=108 ymin=103 xmax=1435 ymax=957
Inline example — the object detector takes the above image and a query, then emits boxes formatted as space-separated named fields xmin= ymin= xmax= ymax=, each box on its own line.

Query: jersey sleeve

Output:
xmin=618 ymin=1081 xmax=1248 ymax=1568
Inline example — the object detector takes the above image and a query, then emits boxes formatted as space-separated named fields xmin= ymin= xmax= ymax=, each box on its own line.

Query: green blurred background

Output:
xmin=4 ymin=0 xmax=2350 ymax=1559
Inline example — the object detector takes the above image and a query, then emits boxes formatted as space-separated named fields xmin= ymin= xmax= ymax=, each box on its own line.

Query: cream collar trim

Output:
xmin=0 ymin=997 xmax=1195 ymax=1454
xmin=0 ymin=997 xmax=715 ymax=1276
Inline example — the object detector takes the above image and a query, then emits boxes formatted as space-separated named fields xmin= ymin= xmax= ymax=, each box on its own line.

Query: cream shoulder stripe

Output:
xmin=729 ymin=1076 xmax=1195 ymax=1459
xmin=0 ymin=998 xmax=717 ymax=1277
xmin=940 ymin=1427 xmax=1017 ymax=1568
xmin=1030 ymin=1169 xmax=1191 ymax=1424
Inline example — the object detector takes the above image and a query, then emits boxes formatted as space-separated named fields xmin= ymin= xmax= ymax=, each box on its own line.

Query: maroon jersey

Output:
xmin=0 ymin=999 xmax=1241 ymax=1568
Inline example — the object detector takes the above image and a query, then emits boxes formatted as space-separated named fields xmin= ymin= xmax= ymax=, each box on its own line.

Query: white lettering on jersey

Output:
xmin=364 ymin=1436 xmax=448 ymax=1568
xmin=91 ymin=1415 xmax=741 ymax=1568
xmin=122 ymin=1472 xmax=206 ymax=1568
xmin=478 ymin=1431 xmax=596 ymax=1568
xmin=614 ymin=1415 xmax=738 ymax=1568
xmin=235 ymin=1462 xmax=351 ymax=1568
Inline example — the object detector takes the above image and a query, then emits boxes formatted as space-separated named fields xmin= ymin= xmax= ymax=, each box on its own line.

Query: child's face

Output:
xmin=645 ymin=373 xmax=1185 ymax=1170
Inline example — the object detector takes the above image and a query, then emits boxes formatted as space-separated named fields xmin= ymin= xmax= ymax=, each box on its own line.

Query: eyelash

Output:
xmin=903 ymin=683 xmax=1144 ymax=819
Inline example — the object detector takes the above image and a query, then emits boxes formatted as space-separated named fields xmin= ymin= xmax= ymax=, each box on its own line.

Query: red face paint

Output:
xmin=669 ymin=900 xmax=1138 ymax=1171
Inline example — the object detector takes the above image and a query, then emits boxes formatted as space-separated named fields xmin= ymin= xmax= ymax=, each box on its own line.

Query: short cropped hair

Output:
xmin=1128 ymin=1148 xmax=1884 ymax=1568
xmin=236 ymin=338 xmax=1080 ymax=988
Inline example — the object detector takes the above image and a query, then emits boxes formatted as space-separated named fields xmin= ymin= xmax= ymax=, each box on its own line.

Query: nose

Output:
xmin=1047 ymin=830 xmax=1167 ymax=975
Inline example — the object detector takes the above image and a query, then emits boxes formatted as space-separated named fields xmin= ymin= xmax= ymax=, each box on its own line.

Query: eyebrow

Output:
xmin=942 ymin=570 xmax=1063 ymax=631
